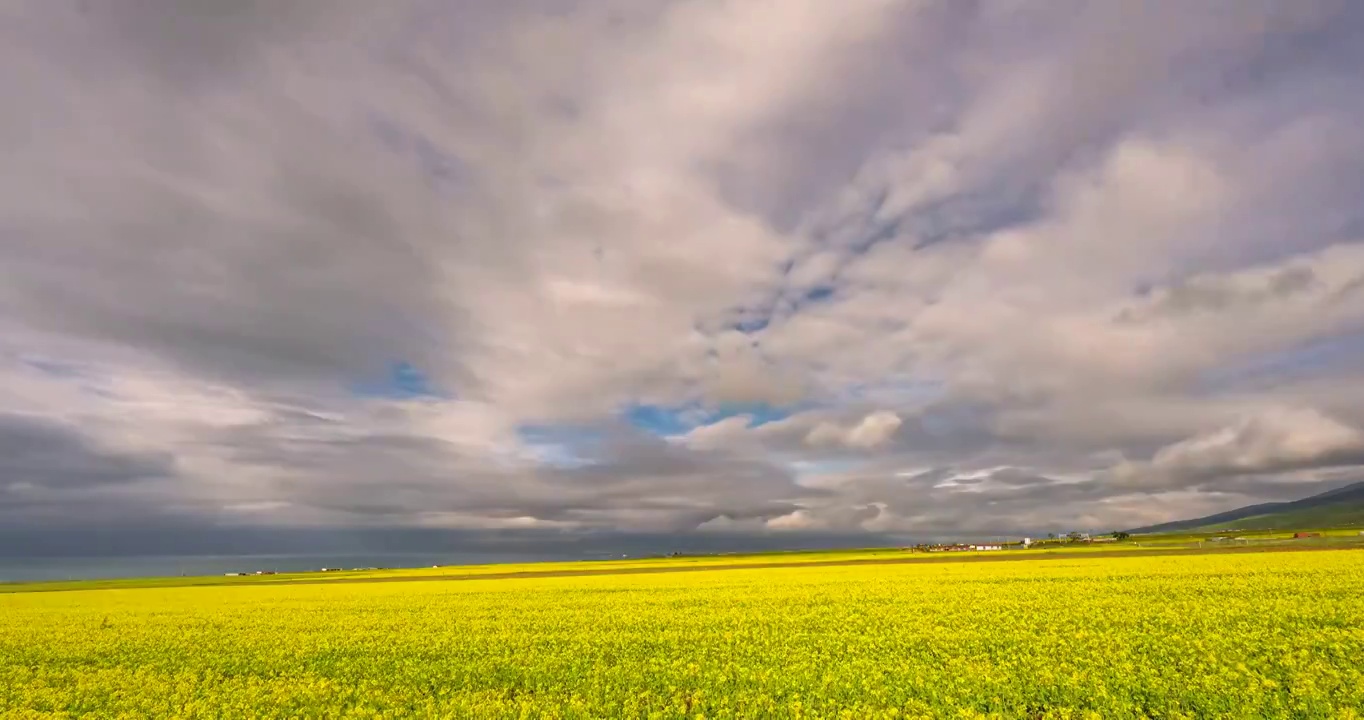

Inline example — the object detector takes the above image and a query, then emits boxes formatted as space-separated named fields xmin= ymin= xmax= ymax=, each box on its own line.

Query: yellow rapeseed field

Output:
xmin=2 ymin=551 xmax=1362 ymax=718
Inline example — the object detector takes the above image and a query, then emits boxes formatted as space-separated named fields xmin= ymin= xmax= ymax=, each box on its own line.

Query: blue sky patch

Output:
xmin=624 ymin=401 xmax=797 ymax=437
xmin=623 ymin=403 xmax=702 ymax=436
xmin=514 ymin=401 xmax=804 ymax=470
xmin=515 ymin=423 xmax=605 ymax=469
xmin=351 ymin=361 xmax=446 ymax=400
xmin=788 ymin=458 xmax=865 ymax=479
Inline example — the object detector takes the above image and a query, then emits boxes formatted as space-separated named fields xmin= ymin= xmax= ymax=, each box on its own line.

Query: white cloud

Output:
xmin=765 ymin=509 xmax=829 ymax=532
xmin=1149 ymin=408 xmax=1364 ymax=479
xmin=807 ymin=411 xmax=904 ymax=449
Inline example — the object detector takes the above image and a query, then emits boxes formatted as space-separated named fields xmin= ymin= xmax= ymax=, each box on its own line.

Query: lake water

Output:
xmin=0 ymin=552 xmax=549 ymax=584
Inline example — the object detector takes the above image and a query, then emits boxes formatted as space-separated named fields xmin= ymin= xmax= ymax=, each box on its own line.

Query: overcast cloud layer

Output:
xmin=3 ymin=1 xmax=1364 ymax=556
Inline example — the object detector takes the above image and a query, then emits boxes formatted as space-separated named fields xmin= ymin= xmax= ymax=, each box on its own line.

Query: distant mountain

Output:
xmin=1128 ymin=481 xmax=1364 ymax=534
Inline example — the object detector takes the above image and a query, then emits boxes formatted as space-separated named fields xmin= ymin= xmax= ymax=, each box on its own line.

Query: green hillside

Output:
xmin=1131 ymin=480 xmax=1364 ymax=534
xmin=1194 ymin=502 xmax=1364 ymax=532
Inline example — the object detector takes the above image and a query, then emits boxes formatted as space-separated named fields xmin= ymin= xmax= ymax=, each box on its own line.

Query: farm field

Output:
xmin=9 ymin=530 xmax=1362 ymax=595
xmin=3 ymin=550 xmax=1363 ymax=718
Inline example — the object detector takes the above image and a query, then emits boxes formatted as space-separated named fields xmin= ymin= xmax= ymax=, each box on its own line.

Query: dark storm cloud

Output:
xmin=0 ymin=414 xmax=172 ymax=492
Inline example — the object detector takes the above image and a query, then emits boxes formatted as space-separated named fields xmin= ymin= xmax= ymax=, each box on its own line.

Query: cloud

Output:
xmin=0 ymin=414 xmax=171 ymax=493
xmin=2 ymin=0 xmax=1364 ymax=554
xmin=1128 ymin=408 xmax=1364 ymax=485
xmin=806 ymin=411 xmax=903 ymax=449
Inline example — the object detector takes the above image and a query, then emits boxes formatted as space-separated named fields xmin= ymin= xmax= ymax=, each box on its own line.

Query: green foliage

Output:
xmin=3 ymin=553 xmax=1363 ymax=718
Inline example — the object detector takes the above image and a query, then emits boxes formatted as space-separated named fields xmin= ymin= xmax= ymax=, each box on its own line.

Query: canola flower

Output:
xmin=2 ymin=551 xmax=1362 ymax=718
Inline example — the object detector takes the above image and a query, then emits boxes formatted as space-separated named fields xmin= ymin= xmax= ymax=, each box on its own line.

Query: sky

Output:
xmin=3 ymin=0 xmax=1364 ymax=558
